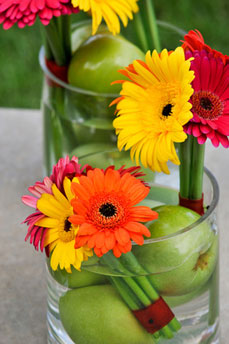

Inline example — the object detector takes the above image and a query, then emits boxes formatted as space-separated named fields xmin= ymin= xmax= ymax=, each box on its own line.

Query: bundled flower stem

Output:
xmin=102 ymin=251 xmax=181 ymax=340
xmin=131 ymin=0 xmax=161 ymax=52
xmin=179 ymin=30 xmax=229 ymax=213
xmin=179 ymin=136 xmax=205 ymax=200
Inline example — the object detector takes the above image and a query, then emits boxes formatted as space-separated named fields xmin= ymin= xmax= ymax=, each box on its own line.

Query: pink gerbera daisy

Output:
xmin=0 ymin=0 xmax=78 ymax=30
xmin=22 ymin=156 xmax=87 ymax=253
xmin=184 ymin=50 xmax=229 ymax=147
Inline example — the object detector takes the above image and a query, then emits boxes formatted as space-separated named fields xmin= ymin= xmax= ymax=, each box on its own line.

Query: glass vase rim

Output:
xmin=141 ymin=167 xmax=219 ymax=245
xmin=39 ymin=19 xmax=186 ymax=98
xmin=39 ymin=46 xmax=119 ymax=98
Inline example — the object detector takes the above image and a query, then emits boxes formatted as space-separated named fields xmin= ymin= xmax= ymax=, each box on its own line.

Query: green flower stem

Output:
xmin=179 ymin=136 xmax=193 ymax=199
xmin=110 ymin=276 xmax=161 ymax=342
xmin=42 ymin=32 xmax=53 ymax=61
xmin=121 ymin=253 xmax=177 ymax=339
xmin=145 ymin=0 xmax=161 ymax=51
xmin=61 ymin=15 xmax=72 ymax=63
xmin=109 ymin=277 xmax=141 ymax=310
xmin=168 ymin=318 xmax=182 ymax=332
xmin=44 ymin=19 xmax=66 ymax=65
xmin=120 ymin=252 xmax=158 ymax=300
xmin=124 ymin=277 xmax=152 ymax=306
xmin=189 ymin=138 xmax=205 ymax=200
xmin=133 ymin=12 xmax=149 ymax=52
xmin=102 ymin=252 xmax=151 ymax=306
xmin=102 ymin=252 xmax=179 ymax=339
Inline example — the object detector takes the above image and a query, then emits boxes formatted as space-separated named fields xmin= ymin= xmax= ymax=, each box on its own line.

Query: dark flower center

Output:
xmin=99 ymin=203 xmax=117 ymax=218
xmin=192 ymin=91 xmax=223 ymax=120
xmin=64 ymin=218 xmax=72 ymax=232
xmin=162 ymin=104 xmax=173 ymax=117
xmin=200 ymin=97 xmax=213 ymax=111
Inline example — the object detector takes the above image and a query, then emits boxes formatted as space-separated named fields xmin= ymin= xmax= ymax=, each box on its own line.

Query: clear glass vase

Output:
xmin=46 ymin=156 xmax=219 ymax=344
xmin=39 ymin=46 xmax=118 ymax=175
xmin=39 ymin=20 xmax=187 ymax=176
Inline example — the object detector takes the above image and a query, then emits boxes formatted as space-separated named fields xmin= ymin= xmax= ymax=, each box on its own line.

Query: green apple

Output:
xmin=68 ymin=32 xmax=145 ymax=94
xmin=71 ymin=22 xmax=109 ymax=53
xmin=47 ymin=259 xmax=107 ymax=289
xmin=59 ymin=285 xmax=155 ymax=344
xmin=132 ymin=205 xmax=218 ymax=296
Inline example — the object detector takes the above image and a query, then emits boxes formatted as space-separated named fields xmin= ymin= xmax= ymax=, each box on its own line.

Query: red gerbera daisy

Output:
xmin=69 ymin=168 xmax=158 ymax=258
xmin=184 ymin=50 xmax=229 ymax=147
xmin=182 ymin=29 xmax=228 ymax=64
xmin=0 ymin=0 xmax=78 ymax=30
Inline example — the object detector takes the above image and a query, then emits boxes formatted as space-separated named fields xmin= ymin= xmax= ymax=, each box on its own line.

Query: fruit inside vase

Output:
xmin=46 ymin=170 xmax=219 ymax=344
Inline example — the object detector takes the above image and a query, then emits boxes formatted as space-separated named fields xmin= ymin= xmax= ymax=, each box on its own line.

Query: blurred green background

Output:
xmin=0 ymin=0 xmax=228 ymax=109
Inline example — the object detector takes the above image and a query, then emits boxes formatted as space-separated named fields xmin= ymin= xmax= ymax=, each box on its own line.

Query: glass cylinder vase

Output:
xmin=46 ymin=155 xmax=219 ymax=344
xmin=39 ymin=20 xmax=187 ymax=176
xmin=39 ymin=46 xmax=118 ymax=175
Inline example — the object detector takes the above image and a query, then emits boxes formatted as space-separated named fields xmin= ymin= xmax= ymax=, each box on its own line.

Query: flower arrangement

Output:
xmin=7 ymin=0 xmax=224 ymax=342
xmin=21 ymin=28 xmax=227 ymax=337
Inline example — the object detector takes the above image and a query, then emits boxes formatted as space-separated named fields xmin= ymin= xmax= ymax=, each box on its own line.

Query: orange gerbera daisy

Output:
xmin=69 ymin=168 xmax=158 ymax=258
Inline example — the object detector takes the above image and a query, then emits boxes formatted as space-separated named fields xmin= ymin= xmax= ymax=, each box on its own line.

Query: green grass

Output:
xmin=0 ymin=0 xmax=228 ymax=109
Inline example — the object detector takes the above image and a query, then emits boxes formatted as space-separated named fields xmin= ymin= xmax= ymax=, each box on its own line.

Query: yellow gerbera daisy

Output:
xmin=112 ymin=47 xmax=195 ymax=174
xmin=71 ymin=0 xmax=139 ymax=35
xmin=35 ymin=177 xmax=93 ymax=272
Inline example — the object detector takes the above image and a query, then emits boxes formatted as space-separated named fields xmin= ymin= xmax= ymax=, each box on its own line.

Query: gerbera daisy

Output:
xmin=184 ymin=50 xmax=229 ymax=147
xmin=69 ymin=168 xmax=158 ymax=258
xmin=182 ymin=29 xmax=228 ymax=64
xmin=36 ymin=177 xmax=93 ymax=272
xmin=0 ymin=0 xmax=78 ymax=30
xmin=111 ymin=47 xmax=194 ymax=174
xmin=22 ymin=155 xmax=88 ymax=253
xmin=71 ymin=0 xmax=139 ymax=35
xmin=22 ymin=176 xmax=53 ymax=252
xmin=50 ymin=155 xmax=88 ymax=192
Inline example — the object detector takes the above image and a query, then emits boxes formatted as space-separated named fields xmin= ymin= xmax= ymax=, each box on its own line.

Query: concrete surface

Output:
xmin=0 ymin=108 xmax=228 ymax=343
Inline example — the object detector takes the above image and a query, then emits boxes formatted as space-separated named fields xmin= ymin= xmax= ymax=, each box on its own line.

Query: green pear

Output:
xmin=132 ymin=205 xmax=218 ymax=296
xmin=68 ymin=32 xmax=145 ymax=94
xmin=47 ymin=259 xmax=107 ymax=289
xmin=59 ymin=285 xmax=155 ymax=344
xmin=164 ymin=282 xmax=209 ymax=308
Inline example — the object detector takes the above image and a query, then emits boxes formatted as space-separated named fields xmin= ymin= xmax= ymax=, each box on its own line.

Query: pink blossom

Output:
xmin=185 ymin=50 xmax=229 ymax=148
xmin=22 ymin=155 xmax=87 ymax=254
xmin=0 ymin=0 xmax=79 ymax=29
